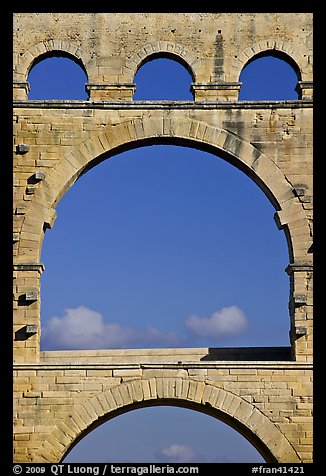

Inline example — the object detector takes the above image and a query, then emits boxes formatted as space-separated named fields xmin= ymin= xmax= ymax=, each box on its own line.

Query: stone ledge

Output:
xmin=191 ymin=82 xmax=242 ymax=90
xmin=13 ymin=361 xmax=313 ymax=371
xmin=39 ymin=346 xmax=293 ymax=362
xmin=12 ymin=347 xmax=312 ymax=370
xmin=13 ymin=99 xmax=313 ymax=110
xmin=13 ymin=263 xmax=45 ymax=273
xmin=285 ymin=262 xmax=313 ymax=275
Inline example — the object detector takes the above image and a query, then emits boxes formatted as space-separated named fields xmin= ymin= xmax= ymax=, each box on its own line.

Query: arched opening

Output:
xmin=62 ymin=405 xmax=265 ymax=463
xmin=27 ymin=53 xmax=88 ymax=100
xmin=40 ymin=143 xmax=290 ymax=351
xmin=133 ymin=55 xmax=194 ymax=100
xmin=239 ymin=53 xmax=300 ymax=100
xmin=34 ymin=379 xmax=301 ymax=464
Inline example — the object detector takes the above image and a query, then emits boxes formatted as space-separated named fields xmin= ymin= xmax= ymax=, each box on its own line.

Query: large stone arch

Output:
xmin=34 ymin=378 xmax=300 ymax=463
xmin=20 ymin=115 xmax=310 ymax=264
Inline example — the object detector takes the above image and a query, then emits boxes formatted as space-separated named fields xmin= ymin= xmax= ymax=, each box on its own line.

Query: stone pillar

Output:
xmin=13 ymin=81 xmax=30 ymax=100
xmin=86 ymin=83 xmax=136 ymax=100
xmin=191 ymin=82 xmax=242 ymax=101
xmin=286 ymin=262 xmax=313 ymax=361
xmin=295 ymin=81 xmax=313 ymax=100
xmin=13 ymin=263 xmax=45 ymax=362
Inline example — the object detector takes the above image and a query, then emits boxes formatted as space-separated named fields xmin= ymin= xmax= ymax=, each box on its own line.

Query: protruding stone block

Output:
xmin=25 ymin=324 xmax=37 ymax=335
xmin=34 ymin=171 xmax=46 ymax=181
xmin=16 ymin=144 xmax=30 ymax=154
xmin=25 ymin=290 xmax=38 ymax=302
xmin=293 ymin=186 xmax=306 ymax=197
xmin=295 ymin=326 xmax=307 ymax=336
xmin=293 ymin=295 xmax=307 ymax=307
xmin=15 ymin=207 xmax=26 ymax=215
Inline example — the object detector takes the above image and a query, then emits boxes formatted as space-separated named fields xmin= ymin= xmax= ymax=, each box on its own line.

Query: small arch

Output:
xmin=133 ymin=55 xmax=194 ymax=100
xmin=14 ymin=39 xmax=89 ymax=82
xmin=234 ymin=40 xmax=305 ymax=90
xmin=27 ymin=52 xmax=88 ymax=100
xmin=28 ymin=50 xmax=88 ymax=78
xmin=124 ymin=41 xmax=198 ymax=83
xmin=240 ymin=50 xmax=301 ymax=82
xmin=239 ymin=53 xmax=299 ymax=100
xmin=135 ymin=52 xmax=195 ymax=83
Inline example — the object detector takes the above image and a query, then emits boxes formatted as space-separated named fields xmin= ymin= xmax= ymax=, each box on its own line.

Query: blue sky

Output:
xmin=27 ymin=52 xmax=298 ymax=463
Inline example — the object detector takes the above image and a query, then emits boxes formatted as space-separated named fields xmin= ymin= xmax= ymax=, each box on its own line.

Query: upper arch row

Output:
xmin=13 ymin=38 xmax=313 ymax=101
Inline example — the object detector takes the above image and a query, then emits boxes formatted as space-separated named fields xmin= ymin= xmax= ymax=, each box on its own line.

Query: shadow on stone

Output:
xmin=200 ymin=346 xmax=292 ymax=361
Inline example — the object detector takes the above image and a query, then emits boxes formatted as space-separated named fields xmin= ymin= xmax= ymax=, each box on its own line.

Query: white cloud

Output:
xmin=41 ymin=304 xmax=248 ymax=350
xmin=41 ymin=306 xmax=180 ymax=350
xmin=154 ymin=444 xmax=202 ymax=463
xmin=185 ymin=305 xmax=248 ymax=338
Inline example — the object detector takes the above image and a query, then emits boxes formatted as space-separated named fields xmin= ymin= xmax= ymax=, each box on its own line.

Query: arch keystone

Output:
xmin=142 ymin=116 xmax=164 ymax=138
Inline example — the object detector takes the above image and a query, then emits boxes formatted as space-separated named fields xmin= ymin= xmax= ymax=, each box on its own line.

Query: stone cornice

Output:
xmin=13 ymin=347 xmax=312 ymax=371
xmin=13 ymin=361 xmax=313 ymax=370
xmin=13 ymin=263 xmax=45 ymax=273
xmin=13 ymin=99 xmax=313 ymax=110
xmin=285 ymin=262 xmax=313 ymax=275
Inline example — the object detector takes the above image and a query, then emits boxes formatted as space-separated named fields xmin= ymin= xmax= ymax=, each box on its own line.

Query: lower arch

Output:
xmin=35 ymin=378 xmax=300 ymax=463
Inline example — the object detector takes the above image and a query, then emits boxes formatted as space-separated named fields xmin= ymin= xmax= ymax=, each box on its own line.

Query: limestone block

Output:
xmin=142 ymin=116 xmax=164 ymax=138
xmin=127 ymin=380 xmax=144 ymax=402
xmin=188 ymin=380 xmax=205 ymax=403
xmin=112 ymin=368 xmax=142 ymax=378
xmin=215 ymin=388 xmax=227 ymax=408
xmin=202 ymin=384 xmax=215 ymax=405
xmin=110 ymin=387 xmax=124 ymax=407
xmin=148 ymin=378 xmax=157 ymax=399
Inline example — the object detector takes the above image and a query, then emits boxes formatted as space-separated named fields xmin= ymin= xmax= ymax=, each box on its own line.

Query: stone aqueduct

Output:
xmin=13 ymin=13 xmax=313 ymax=463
